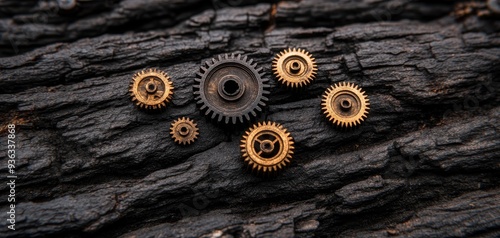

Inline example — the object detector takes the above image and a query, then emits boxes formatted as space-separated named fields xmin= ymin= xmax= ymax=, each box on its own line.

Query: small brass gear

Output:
xmin=273 ymin=48 xmax=318 ymax=88
xmin=130 ymin=68 xmax=174 ymax=110
xmin=240 ymin=121 xmax=294 ymax=174
xmin=321 ymin=82 xmax=370 ymax=128
xmin=170 ymin=117 xmax=199 ymax=145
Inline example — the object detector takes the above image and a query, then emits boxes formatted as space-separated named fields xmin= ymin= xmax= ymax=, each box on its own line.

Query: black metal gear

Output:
xmin=193 ymin=53 xmax=270 ymax=124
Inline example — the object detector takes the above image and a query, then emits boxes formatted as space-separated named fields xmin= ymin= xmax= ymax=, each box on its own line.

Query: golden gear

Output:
xmin=321 ymin=82 xmax=370 ymax=128
xmin=170 ymin=117 xmax=199 ymax=145
xmin=240 ymin=121 xmax=294 ymax=174
xmin=129 ymin=68 xmax=174 ymax=110
xmin=272 ymin=48 xmax=318 ymax=88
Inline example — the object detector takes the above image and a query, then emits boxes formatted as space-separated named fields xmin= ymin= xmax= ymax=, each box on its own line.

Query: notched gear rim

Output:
xmin=321 ymin=82 xmax=370 ymax=128
xmin=129 ymin=68 xmax=174 ymax=110
xmin=170 ymin=117 xmax=199 ymax=145
xmin=193 ymin=53 xmax=270 ymax=124
xmin=273 ymin=48 xmax=318 ymax=88
xmin=240 ymin=121 xmax=294 ymax=174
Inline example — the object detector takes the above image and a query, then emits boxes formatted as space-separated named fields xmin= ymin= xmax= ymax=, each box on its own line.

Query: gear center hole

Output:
xmin=260 ymin=140 xmax=275 ymax=154
xmin=146 ymin=81 xmax=157 ymax=93
xmin=223 ymin=79 xmax=240 ymax=96
xmin=179 ymin=126 xmax=189 ymax=136
xmin=340 ymin=99 xmax=352 ymax=110
xmin=289 ymin=60 xmax=301 ymax=74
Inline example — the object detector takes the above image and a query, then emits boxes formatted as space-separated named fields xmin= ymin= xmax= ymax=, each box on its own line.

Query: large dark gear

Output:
xmin=193 ymin=53 xmax=270 ymax=124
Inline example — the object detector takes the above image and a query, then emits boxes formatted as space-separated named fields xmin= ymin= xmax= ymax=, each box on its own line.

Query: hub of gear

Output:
xmin=129 ymin=68 xmax=174 ymax=110
xmin=57 ymin=0 xmax=78 ymax=10
xmin=170 ymin=117 xmax=199 ymax=145
xmin=273 ymin=48 xmax=318 ymax=88
xmin=194 ymin=53 xmax=270 ymax=124
xmin=321 ymin=82 xmax=370 ymax=128
xmin=240 ymin=121 xmax=294 ymax=174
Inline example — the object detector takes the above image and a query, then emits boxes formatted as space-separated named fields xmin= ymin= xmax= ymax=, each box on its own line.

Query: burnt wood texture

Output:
xmin=1 ymin=0 xmax=500 ymax=237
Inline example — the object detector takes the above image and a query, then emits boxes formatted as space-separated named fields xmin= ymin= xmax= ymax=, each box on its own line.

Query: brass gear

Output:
xmin=170 ymin=117 xmax=199 ymax=145
xmin=321 ymin=82 xmax=370 ymax=128
xmin=129 ymin=68 xmax=174 ymax=110
xmin=240 ymin=121 xmax=294 ymax=174
xmin=273 ymin=48 xmax=318 ymax=88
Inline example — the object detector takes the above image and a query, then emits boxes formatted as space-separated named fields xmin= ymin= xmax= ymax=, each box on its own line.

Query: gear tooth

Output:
xmin=231 ymin=116 xmax=237 ymax=124
xmin=218 ymin=55 xmax=223 ymax=61
xmin=248 ymin=58 xmax=254 ymax=65
xmin=242 ymin=55 xmax=248 ymax=62
xmin=225 ymin=53 xmax=229 ymax=59
xmin=200 ymin=66 xmax=208 ymax=72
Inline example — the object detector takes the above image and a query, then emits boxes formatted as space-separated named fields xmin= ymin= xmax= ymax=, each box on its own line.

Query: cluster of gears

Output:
xmin=129 ymin=49 xmax=370 ymax=175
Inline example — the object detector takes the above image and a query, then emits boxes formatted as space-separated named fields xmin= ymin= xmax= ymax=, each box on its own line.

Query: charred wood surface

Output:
xmin=0 ymin=0 xmax=499 ymax=237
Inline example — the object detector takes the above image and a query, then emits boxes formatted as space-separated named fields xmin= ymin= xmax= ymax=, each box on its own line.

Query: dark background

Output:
xmin=0 ymin=0 xmax=499 ymax=237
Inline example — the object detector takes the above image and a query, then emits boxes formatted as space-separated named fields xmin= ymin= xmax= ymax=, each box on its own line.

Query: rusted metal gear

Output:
xmin=321 ymin=82 xmax=370 ymax=128
xmin=129 ymin=68 xmax=174 ymax=110
xmin=57 ymin=0 xmax=78 ymax=10
xmin=240 ymin=121 xmax=294 ymax=174
xmin=194 ymin=53 xmax=270 ymax=124
xmin=170 ymin=117 xmax=199 ymax=145
xmin=273 ymin=48 xmax=318 ymax=88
